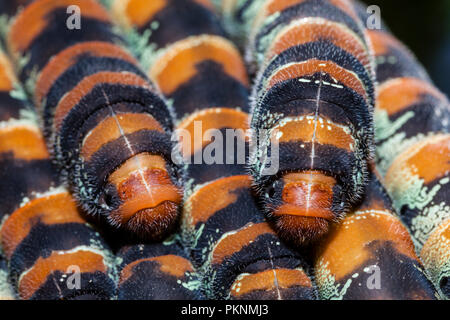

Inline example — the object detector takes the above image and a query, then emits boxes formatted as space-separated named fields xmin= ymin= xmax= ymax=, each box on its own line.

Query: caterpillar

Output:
xmin=217 ymin=0 xmax=376 ymax=245
xmin=2 ymin=0 xmax=184 ymax=239
xmin=357 ymin=13 xmax=450 ymax=298
xmin=315 ymin=168 xmax=437 ymax=300
xmin=111 ymin=0 xmax=317 ymax=300
xmin=0 ymin=50 xmax=116 ymax=300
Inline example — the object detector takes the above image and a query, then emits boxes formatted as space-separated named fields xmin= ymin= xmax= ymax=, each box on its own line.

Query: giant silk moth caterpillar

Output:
xmin=0 ymin=50 xmax=116 ymax=300
xmin=3 ymin=0 xmax=184 ymax=239
xmin=111 ymin=0 xmax=317 ymax=300
xmin=0 ymin=0 xmax=446 ymax=300
xmin=356 ymin=9 xmax=450 ymax=298
xmin=217 ymin=0 xmax=376 ymax=245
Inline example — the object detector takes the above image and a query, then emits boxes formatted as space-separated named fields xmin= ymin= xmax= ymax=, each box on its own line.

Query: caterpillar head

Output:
xmin=262 ymin=170 xmax=349 ymax=245
xmin=100 ymin=153 xmax=183 ymax=240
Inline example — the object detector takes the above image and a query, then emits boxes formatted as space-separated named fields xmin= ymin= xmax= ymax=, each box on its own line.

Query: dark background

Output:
xmin=362 ymin=0 xmax=450 ymax=96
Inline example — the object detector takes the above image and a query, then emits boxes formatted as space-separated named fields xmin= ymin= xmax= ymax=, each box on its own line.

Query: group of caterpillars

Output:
xmin=0 ymin=0 xmax=448 ymax=300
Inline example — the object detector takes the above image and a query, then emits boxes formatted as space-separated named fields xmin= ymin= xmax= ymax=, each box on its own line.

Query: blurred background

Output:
xmin=362 ymin=0 xmax=450 ymax=97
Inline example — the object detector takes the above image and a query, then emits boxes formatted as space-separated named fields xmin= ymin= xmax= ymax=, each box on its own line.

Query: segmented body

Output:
xmin=111 ymin=0 xmax=318 ymax=300
xmin=3 ymin=0 xmax=183 ymax=239
xmin=0 ymin=50 xmax=116 ymax=300
xmin=215 ymin=0 xmax=440 ymax=300
xmin=0 ymin=0 xmax=447 ymax=300
xmin=355 ymin=7 xmax=450 ymax=298
xmin=217 ymin=0 xmax=376 ymax=244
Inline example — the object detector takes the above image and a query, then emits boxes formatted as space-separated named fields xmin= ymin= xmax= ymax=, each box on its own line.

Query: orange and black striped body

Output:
xmin=183 ymin=175 xmax=317 ymax=299
xmin=113 ymin=0 xmax=251 ymax=183
xmin=112 ymin=0 xmax=317 ymax=300
xmin=315 ymin=169 xmax=437 ymax=300
xmin=356 ymin=5 xmax=450 ymax=298
xmin=3 ymin=0 xmax=183 ymax=239
xmin=218 ymin=0 xmax=376 ymax=245
xmin=0 ymin=50 xmax=116 ymax=300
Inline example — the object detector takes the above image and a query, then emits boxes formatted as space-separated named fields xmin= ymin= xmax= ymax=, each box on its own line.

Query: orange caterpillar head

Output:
xmin=262 ymin=170 xmax=345 ymax=245
xmin=97 ymin=153 xmax=183 ymax=240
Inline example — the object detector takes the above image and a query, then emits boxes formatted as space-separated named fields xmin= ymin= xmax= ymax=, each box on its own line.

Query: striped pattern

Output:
xmin=116 ymin=242 xmax=202 ymax=300
xmin=4 ymin=0 xmax=183 ymax=239
xmin=350 ymin=1 xmax=450 ymax=298
xmin=0 ymin=50 xmax=116 ymax=300
xmin=315 ymin=170 xmax=437 ymax=299
xmin=218 ymin=0 xmax=376 ymax=244
xmin=112 ymin=0 xmax=317 ymax=300
xmin=365 ymin=24 xmax=450 ymax=298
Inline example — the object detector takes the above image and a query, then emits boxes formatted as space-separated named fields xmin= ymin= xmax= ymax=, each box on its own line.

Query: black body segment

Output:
xmin=117 ymin=241 xmax=202 ymax=300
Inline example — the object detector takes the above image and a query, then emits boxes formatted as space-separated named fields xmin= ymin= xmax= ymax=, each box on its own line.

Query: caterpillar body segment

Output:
xmin=181 ymin=175 xmax=316 ymax=300
xmin=112 ymin=0 xmax=251 ymax=186
xmin=0 ymin=52 xmax=58 ymax=221
xmin=203 ymin=211 xmax=318 ymax=300
xmin=113 ymin=0 xmax=224 ymax=52
xmin=381 ymin=133 xmax=450 ymax=298
xmin=357 ymin=12 xmax=450 ymax=298
xmin=1 ymin=194 xmax=117 ymax=300
xmin=6 ymin=0 xmax=121 ymax=82
xmin=111 ymin=0 xmax=317 ymax=300
xmin=112 ymin=0 xmax=250 ymax=141
xmin=315 ymin=169 xmax=437 ymax=300
xmin=0 ymin=50 xmax=116 ymax=300
xmin=117 ymin=241 xmax=203 ymax=300
xmin=4 ymin=0 xmax=184 ymax=239
xmin=217 ymin=0 xmax=376 ymax=245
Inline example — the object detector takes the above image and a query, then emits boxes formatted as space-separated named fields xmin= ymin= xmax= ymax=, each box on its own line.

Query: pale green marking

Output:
xmin=374 ymin=108 xmax=414 ymax=142
xmin=99 ymin=0 xmax=113 ymax=9
xmin=0 ymin=267 xmax=15 ymax=299
xmin=0 ymin=14 xmax=12 ymax=47
xmin=316 ymin=260 xmax=351 ymax=300
xmin=253 ymin=13 xmax=282 ymax=65
xmin=411 ymin=202 xmax=450 ymax=248
xmin=388 ymin=170 xmax=442 ymax=214
xmin=376 ymin=132 xmax=433 ymax=176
